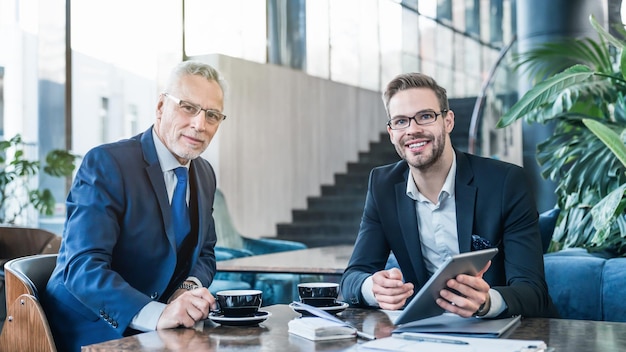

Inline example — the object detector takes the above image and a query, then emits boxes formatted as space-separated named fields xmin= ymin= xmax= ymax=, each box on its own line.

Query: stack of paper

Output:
xmin=288 ymin=317 xmax=357 ymax=341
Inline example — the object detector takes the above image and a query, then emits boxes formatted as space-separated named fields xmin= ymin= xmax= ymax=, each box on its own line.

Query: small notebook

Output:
xmin=393 ymin=314 xmax=522 ymax=338
xmin=288 ymin=317 xmax=357 ymax=341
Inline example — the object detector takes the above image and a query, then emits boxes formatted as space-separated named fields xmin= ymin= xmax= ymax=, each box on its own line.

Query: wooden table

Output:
xmin=216 ymin=245 xmax=354 ymax=275
xmin=82 ymin=304 xmax=626 ymax=351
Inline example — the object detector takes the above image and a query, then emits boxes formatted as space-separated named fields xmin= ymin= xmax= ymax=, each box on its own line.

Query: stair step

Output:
xmin=306 ymin=195 xmax=365 ymax=210
xmin=292 ymin=209 xmax=363 ymax=222
xmin=357 ymin=150 xmax=399 ymax=164
xmin=320 ymin=184 xmax=367 ymax=196
xmin=275 ymin=233 xmax=356 ymax=247
xmin=276 ymin=222 xmax=359 ymax=237
xmin=347 ymin=162 xmax=383 ymax=174
xmin=334 ymin=174 xmax=370 ymax=187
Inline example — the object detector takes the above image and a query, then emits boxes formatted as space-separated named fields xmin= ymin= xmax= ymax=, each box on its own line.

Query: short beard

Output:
xmin=397 ymin=130 xmax=446 ymax=171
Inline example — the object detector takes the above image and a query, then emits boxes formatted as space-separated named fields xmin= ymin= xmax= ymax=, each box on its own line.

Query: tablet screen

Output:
xmin=394 ymin=247 xmax=499 ymax=325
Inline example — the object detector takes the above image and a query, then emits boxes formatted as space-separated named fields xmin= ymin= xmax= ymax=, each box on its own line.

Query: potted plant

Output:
xmin=497 ymin=15 xmax=626 ymax=256
xmin=0 ymin=134 xmax=78 ymax=225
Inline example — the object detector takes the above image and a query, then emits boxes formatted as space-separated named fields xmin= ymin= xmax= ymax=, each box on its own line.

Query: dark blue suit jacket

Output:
xmin=341 ymin=150 xmax=558 ymax=318
xmin=44 ymin=127 xmax=218 ymax=351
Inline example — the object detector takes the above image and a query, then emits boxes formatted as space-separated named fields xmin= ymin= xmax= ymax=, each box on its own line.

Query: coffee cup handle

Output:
xmin=211 ymin=301 xmax=222 ymax=315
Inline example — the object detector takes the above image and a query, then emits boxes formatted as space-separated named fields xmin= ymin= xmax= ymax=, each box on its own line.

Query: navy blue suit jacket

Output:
xmin=44 ymin=127 xmax=217 ymax=350
xmin=341 ymin=150 xmax=558 ymax=318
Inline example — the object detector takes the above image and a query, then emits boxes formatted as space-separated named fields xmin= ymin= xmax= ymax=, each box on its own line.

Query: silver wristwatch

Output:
xmin=179 ymin=282 xmax=199 ymax=290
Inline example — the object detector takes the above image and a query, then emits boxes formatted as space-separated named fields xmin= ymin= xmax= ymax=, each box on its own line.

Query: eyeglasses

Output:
xmin=163 ymin=93 xmax=226 ymax=125
xmin=387 ymin=109 xmax=447 ymax=130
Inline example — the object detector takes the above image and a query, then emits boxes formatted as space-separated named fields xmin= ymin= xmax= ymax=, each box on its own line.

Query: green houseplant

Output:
xmin=0 ymin=134 xmax=78 ymax=225
xmin=497 ymin=15 xmax=626 ymax=256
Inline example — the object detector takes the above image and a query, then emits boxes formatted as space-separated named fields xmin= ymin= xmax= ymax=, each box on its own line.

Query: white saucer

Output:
xmin=208 ymin=310 xmax=271 ymax=326
xmin=290 ymin=301 xmax=349 ymax=315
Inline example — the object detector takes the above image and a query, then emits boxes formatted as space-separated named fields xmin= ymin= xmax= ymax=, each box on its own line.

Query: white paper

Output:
xmin=359 ymin=333 xmax=547 ymax=352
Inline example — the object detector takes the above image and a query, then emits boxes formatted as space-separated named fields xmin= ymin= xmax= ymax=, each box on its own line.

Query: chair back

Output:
xmin=0 ymin=254 xmax=58 ymax=351
xmin=213 ymin=189 xmax=245 ymax=249
xmin=0 ymin=226 xmax=61 ymax=259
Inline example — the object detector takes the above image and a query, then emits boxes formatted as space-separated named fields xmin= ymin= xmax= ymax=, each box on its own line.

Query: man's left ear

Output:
xmin=445 ymin=109 xmax=455 ymax=132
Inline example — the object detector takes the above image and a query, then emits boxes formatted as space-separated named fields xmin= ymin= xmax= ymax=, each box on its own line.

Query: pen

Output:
xmin=394 ymin=333 xmax=469 ymax=345
xmin=356 ymin=330 xmax=376 ymax=340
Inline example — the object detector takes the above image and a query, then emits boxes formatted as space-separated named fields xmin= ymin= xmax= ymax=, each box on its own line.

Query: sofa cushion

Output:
xmin=544 ymin=250 xmax=605 ymax=321
xmin=602 ymin=258 xmax=626 ymax=322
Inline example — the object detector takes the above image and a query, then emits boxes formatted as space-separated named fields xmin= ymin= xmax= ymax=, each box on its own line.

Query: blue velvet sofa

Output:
xmin=543 ymin=248 xmax=626 ymax=322
xmin=540 ymin=208 xmax=626 ymax=322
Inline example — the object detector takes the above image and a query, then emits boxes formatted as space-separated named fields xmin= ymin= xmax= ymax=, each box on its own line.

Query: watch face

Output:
xmin=180 ymin=283 xmax=199 ymax=290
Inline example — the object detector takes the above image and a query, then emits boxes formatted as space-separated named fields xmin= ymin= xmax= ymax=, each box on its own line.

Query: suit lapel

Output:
xmin=140 ymin=128 xmax=178 ymax=250
xmin=396 ymin=169 xmax=429 ymax=286
xmin=454 ymin=150 xmax=476 ymax=253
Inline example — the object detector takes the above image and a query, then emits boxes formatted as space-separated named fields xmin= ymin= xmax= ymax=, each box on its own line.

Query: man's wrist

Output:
xmin=178 ymin=281 xmax=200 ymax=291
xmin=473 ymin=294 xmax=491 ymax=317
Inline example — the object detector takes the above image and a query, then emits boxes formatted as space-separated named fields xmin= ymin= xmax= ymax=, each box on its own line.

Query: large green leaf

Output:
xmin=590 ymin=14 xmax=624 ymax=50
xmin=590 ymin=184 xmax=626 ymax=234
xmin=497 ymin=65 xmax=594 ymax=128
xmin=583 ymin=119 xmax=626 ymax=168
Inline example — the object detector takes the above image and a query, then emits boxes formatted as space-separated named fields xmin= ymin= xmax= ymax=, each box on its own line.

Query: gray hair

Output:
xmin=382 ymin=73 xmax=449 ymax=117
xmin=166 ymin=60 xmax=228 ymax=98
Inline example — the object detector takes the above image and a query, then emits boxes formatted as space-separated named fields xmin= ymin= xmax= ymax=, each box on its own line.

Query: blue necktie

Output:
xmin=172 ymin=167 xmax=190 ymax=247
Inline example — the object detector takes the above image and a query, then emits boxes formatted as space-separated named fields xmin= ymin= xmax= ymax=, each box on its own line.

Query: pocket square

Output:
xmin=471 ymin=234 xmax=493 ymax=251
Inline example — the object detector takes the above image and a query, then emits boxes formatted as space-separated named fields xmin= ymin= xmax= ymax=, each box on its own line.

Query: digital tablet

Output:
xmin=394 ymin=247 xmax=499 ymax=325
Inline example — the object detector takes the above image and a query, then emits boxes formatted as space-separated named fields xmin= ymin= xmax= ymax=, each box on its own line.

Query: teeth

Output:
xmin=409 ymin=141 xmax=427 ymax=148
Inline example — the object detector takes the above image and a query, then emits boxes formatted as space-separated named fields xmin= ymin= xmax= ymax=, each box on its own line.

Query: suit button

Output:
xmin=150 ymin=292 xmax=158 ymax=299
xmin=99 ymin=310 xmax=105 ymax=316
xmin=112 ymin=321 xmax=118 ymax=328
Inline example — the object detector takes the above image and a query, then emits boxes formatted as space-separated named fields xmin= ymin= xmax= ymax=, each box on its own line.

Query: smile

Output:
xmin=408 ymin=141 xmax=427 ymax=149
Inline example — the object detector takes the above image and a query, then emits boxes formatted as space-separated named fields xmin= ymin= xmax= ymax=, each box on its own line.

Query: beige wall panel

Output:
xmin=196 ymin=55 xmax=387 ymax=238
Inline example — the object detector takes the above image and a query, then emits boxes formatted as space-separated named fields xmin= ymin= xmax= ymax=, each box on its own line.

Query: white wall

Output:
xmin=196 ymin=54 xmax=388 ymax=238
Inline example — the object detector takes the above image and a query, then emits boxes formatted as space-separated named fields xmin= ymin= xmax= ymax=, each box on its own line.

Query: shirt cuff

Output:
xmin=480 ymin=288 xmax=507 ymax=318
xmin=361 ymin=276 xmax=379 ymax=306
xmin=129 ymin=301 xmax=167 ymax=332
xmin=186 ymin=276 xmax=203 ymax=288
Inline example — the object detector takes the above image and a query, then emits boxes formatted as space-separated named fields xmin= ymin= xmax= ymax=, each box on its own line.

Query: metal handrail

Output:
xmin=468 ymin=35 xmax=517 ymax=155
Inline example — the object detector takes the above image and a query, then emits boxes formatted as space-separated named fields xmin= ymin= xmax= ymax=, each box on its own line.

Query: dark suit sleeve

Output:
xmin=54 ymin=146 xmax=167 ymax=333
xmin=341 ymin=168 xmax=393 ymax=307
xmin=488 ymin=165 xmax=558 ymax=318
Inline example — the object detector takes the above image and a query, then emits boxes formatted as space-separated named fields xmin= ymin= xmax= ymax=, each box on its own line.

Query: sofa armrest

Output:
xmin=215 ymin=246 xmax=254 ymax=261
xmin=242 ymin=237 xmax=306 ymax=255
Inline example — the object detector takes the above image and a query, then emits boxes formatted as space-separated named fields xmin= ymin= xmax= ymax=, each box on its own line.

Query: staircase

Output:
xmin=275 ymin=97 xmax=477 ymax=247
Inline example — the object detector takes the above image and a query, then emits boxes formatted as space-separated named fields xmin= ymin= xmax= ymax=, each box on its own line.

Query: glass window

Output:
xmin=437 ymin=0 xmax=453 ymax=21
xmin=306 ymin=0 xmax=330 ymax=79
xmin=379 ymin=0 xmax=405 ymax=87
xmin=418 ymin=16 xmax=437 ymax=66
xmin=0 ymin=66 xmax=3 ymax=137
xmin=489 ymin=0 xmax=503 ymax=44
xmin=465 ymin=0 xmax=480 ymax=36
xmin=184 ymin=0 xmax=266 ymax=63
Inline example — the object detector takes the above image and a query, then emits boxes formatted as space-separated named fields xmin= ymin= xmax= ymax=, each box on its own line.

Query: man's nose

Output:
xmin=190 ymin=112 xmax=207 ymax=130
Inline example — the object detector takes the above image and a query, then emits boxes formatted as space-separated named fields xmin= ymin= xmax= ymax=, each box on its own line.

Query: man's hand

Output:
xmin=157 ymin=287 xmax=216 ymax=330
xmin=436 ymin=260 xmax=492 ymax=317
xmin=371 ymin=268 xmax=414 ymax=310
